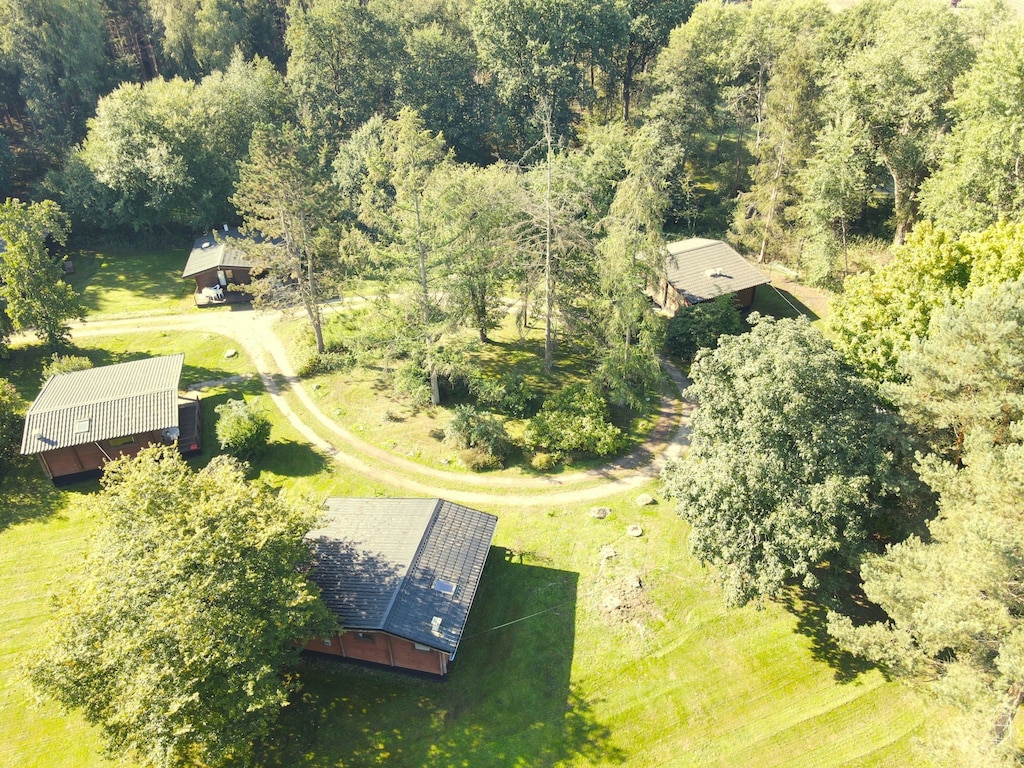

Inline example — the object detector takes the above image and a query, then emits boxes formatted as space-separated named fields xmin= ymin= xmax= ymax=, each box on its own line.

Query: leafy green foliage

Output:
xmin=40 ymin=353 xmax=92 ymax=382
xmin=823 ymin=0 xmax=972 ymax=244
xmin=49 ymin=54 xmax=291 ymax=232
xmin=285 ymin=0 xmax=403 ymax=146
xmin=471 ymin=0 xmax=621 ymax=143
xmin=468 ymin=371 xmax=537 ymax=418
xmin=0 ymin=377 xmax=22 ymax=478
xmin=233 ymin=122 xmax=343 ymax=355
xmin=920 ymin=21 xmax=1024 ymax=233
xmin=0 ymin=0 xmax=108 ymax=156
xmin=892 ymin=278 xmax=1024 ymax=463
xmin=831 ymin=220 xmax=1024 ymax=381
xmin=0 ymin=198 xmax=80 ymax=350
xmin=214 ymin=398 xmax=272 ymax=461
xmin=829 ymin=222 xmax=971 ymax=380
xmin=30 ymin=446 xmax=334 ymax=768
xmin=664 ymin=297 xmax=744 ymax=367
xmin=663 ymin=316 xmax=908 ymax=607
xmin=523 ymin=383 xmax=624 ymax=458
xmin=443 ymin=404 xmax=513 ymax=468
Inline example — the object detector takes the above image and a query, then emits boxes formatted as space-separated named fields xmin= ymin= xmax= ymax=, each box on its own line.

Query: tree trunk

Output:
xmin=413 ymin=190 xmax=440 ymax=406
xmin=543 ymin=108 xmax=554 ymax=375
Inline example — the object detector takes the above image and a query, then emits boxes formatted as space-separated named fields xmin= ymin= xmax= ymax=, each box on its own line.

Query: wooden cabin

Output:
xmin=304 ymin=498 xmax=497 ymax=677
xmin=182 ymin=226 xmax=255 ymax=307
xmin=20 ymin=354 xmax=201 ymax=484
xmin=652 ymin=238 xmax=770 ymax=315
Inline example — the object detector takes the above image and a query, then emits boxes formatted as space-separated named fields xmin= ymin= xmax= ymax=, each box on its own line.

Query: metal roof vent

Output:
xmin=430 ymin=616 xmax=443 ymax=634
xmin=705 ymin=267 xmax=727 ymax=278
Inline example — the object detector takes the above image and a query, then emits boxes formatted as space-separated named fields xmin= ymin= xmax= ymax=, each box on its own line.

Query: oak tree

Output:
xmin=31 ymin=446 xmax=334 ymax=768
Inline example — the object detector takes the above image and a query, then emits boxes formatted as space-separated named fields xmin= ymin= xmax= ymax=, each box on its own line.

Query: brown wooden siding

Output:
xmin=38 ymin=429 xmax=169 ymax=480
xmin=304 ymin=631 xmax=447 ymax=676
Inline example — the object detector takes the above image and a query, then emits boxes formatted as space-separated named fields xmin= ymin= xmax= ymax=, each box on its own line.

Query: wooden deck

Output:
xmin=177 ymin=398 xmax=202 ymax=454
xmin=193 ymin=290 xmax=251 ymax=307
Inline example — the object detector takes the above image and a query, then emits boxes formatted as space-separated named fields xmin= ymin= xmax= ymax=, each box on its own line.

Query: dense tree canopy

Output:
xmin=30 ymin=447 xmax=334 ymax=768
xmin=233 ymin=122 xmax=342 ymax=354
xmin=662 ymin=316 xmax=908 ymax=607
xmin=47 ymin=54 xmax=291 ymax=232
xmin=830 ymin=220 xmax=1024 ymax=381
xmin=0 ymin=198 xmax=79 ymax=350
xmin=829 ymin=280 xmax=1024 ymax=766
xmin=919 ymin=20 xmax=1024 ymax=233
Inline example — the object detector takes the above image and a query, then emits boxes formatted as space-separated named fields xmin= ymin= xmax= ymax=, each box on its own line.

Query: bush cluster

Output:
xmin=214 ymin=399 xmax=272 ymax=461
xmin=523 ymin=384 xmax=623 ymax=457
xmin=664 ymin=297 xmax=745 ymax=366
xmin=444 ymin=405 xmax=513 ymax=468
xmin=468 ymin=371 xmax=536 ymax=417
xmin=295 ymin=350 xmax=353 ymax=377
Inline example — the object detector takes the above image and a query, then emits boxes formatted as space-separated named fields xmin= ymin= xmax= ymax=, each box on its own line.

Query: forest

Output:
xmin=1 ymin=0 xmax=1023 ymax=765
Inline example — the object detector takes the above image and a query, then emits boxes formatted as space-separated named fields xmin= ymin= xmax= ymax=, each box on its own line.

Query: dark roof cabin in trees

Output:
xmin=305 ymin=498 xmax=498 ymax=677
xmin=182 ymin=226 xmax=256 ymax=306
xmin=20 ymin=354 xmax=201 ymax=484
xmin=653 ymin=238 xmax=769 ymax=315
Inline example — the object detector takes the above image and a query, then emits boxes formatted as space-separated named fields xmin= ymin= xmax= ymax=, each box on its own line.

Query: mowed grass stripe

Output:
xmin=0 ymin=505 xmax=122 ymax=768
xmin=717 ymin=683 xmax=927 ymax=768
xmin=573 ymin=574 xmax=931 ymax=767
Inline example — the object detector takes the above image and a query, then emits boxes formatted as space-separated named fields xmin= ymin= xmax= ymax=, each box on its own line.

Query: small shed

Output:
xmin=182 ymin=226 xmax=255 ymax=306
xmin=20 ymin=354 xmax=201 ymax=484
xmin=305 ymin=497 xmax=498 ymax=677
xmin=653 ymin=238 xmax=769 ymax=314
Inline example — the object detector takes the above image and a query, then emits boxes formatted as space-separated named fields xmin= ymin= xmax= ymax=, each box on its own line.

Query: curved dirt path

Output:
xmin=46 ymin=308 xmax=696 ymax=507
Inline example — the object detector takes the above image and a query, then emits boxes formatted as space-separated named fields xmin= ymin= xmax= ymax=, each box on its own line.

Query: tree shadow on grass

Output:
xmin=264 ymin=549 xmax=626 ymax=767
xmin=250 ymin=440 xmax=329 ymax=478
xmin=0 ymin=460 xmax=91 ymax=532
xmin=778 ymin=586 xmax=881 ymax=684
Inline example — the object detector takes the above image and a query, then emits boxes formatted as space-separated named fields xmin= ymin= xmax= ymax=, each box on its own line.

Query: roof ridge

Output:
xmin=380 ymin=498 xmax=442 ymax=629
xmin=28 ymin=387 xmax=176 ymax=414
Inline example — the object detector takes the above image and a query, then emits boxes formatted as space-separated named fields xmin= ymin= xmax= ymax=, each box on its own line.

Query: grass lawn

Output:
xmin=0 ymin=270 xmax=945 ymax=766
xmin=65 ymin=247 xmax=196 ymax=318
xmin=1 ymin=461 xmax=940 ymax=767
xmin=257 ymin=491 xmax=937 ymax=768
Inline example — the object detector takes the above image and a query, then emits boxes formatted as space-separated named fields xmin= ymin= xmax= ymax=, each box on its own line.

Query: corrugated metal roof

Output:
xmin=20 ymin=354 xmax=184 ymax=455
xmin=665 ymin=238 xmax=769 ymax=303
xmin=181 ymin=227 xmax=253 ymax=278
xmin=309 ymin=498 xmax=498 ymax=655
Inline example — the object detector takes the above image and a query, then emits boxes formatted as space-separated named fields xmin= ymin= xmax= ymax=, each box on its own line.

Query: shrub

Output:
xmin=393 ymin=362 xmax=432 ymax=408
xmin=460 ymin=447 xmax=502 ymax=472
xmin=295 ymin=350 xmax=353 ymax=377
xmin=523 ymin=384 xmax=623 ymax=457
xmin=41 ymin=354 xmax=93 ymax=382
xmin=0 ymin=378 xmax=23 ymax=475
xmin=529 ymin=451 xmax=558 ymax=471
xmin=214 ymin=399 xmax=272 ymax=461
xmin=664 ymin=297 xmax=745 ymax=365
xmin=469 ymin=371 xmax=537 ymax=417
xmin=444 ymin=405 xmax=513 ymax=466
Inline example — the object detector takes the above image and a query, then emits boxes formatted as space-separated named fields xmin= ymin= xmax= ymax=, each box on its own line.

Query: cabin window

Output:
xmin=108 ymin=435 xmax=135 ymax=447
xmin=413 ymin=643 xmax=432 ymax=652
xmin=354 ymin=632 xmax=375 ymax=643
xmin=322 ymin=638 xmax=332 ymax=647
xmin=225 ymin=269 xmax=234 ymax=279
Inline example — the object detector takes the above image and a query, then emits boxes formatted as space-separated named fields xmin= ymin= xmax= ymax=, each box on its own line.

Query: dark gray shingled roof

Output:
xmin=181 ymin=227 xmax=253 ymax=278
xmin=308 ymin=498 xmax=498 ymax=656
xmin=20 ymin=354 xmax=184 ymax=455
xmin=665 ymin=238 xmax=769 ymax=304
